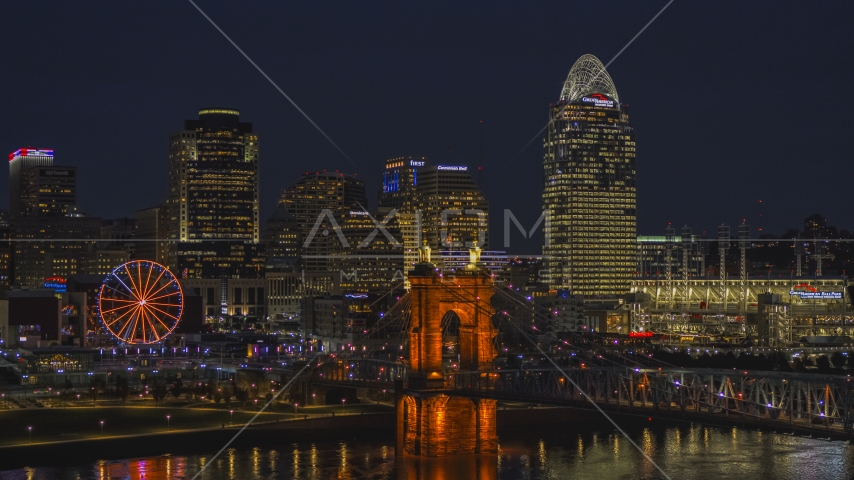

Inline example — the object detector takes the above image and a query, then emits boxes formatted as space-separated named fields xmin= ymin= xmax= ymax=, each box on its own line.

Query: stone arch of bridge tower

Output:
xmin=438 ymin=304 xmax=493 ymax=372
xmin=408 ymin=271 xmax=497 ymax=381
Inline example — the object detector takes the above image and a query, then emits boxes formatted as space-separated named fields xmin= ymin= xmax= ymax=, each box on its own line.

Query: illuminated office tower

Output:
xmin=378 ymin=157 xmax=427 ymax=212
xmin=378 ymin=158 xmax=488 ymax=287
xmin=414 ymin=164 xmax=488 ymax=251
xmin=279 ymin=172 xmax=367 ymax=272
xmin=542 ymin=54 xmax=637 ymax=295
xmin=378 ymin=157 xmax=427 ymax=278
xmin=8 ymin=148 xmax=55 ymax=217
xmin=379 ymin=158 xmax=488 ymax=250
xmin=330 ymin=207 xmax=403 ymax=294
xmin=167 ymin=109 xmax=263 ymax=278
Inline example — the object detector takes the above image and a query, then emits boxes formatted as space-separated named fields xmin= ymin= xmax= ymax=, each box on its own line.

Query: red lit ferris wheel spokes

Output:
xmin=98 ymin=260 xmax=183 ymax=345
xmin=141 ymin=264 xmax=167 ymax=299
xmin=143 ymin=278 xmax=179 ymax=303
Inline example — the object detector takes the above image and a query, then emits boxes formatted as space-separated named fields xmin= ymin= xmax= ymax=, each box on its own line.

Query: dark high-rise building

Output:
xmin=0 ymin=210 xmax=10 ymax=291
xmin=8 ymin=148 xmax=55 ymax=217
xmin=279 ymin=172 xmax=367 ymax=272
xmin=542 ymin=54 xmax=637 ymax=295
xmin=134 ymin=205 xmax=169 ymax=265
xmin=167 ymin=109 xmax=263 ymax=278
xmin=12 ymin=213 xmax=100 ymax=289
xmin=7 ymin=149 xmax=100 ymax=289
xmin=24 ymin=166 xmax=77 ymax=216
xmin=263 ymin=204 xmax=301 ymax=271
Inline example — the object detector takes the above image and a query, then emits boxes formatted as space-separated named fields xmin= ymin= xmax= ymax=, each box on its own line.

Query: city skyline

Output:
xmin=3 ymin=4 xmax=854 ymax=477
xmin=2 ymin=2 xmax=853 ymax=250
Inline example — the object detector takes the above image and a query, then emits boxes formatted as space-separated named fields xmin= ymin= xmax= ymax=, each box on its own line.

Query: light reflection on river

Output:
xmin=1 ymin=424 xmax=852 ymax=479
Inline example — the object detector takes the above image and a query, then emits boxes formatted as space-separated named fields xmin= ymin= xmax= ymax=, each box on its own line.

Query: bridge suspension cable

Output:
xmin=429 ymin=279 xmax=672 ymax=479
xmin=440 ymin=281 xmax=847 ymax=436
xmin=497 ymin=313 xmax=675 ymax=479
xmin=492 ymin=286 xmax=675 ymax=369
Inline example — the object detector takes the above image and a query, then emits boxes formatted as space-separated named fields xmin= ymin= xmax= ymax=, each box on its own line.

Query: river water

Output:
xmin=1 ymin=422 xmax=852 ymax=479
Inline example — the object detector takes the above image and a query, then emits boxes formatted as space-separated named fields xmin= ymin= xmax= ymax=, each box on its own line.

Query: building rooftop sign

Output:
xmin=581 ymin=93 xmax=615 ymax=108
xmin=789 ymin=290 xmax=843 ymax=300
xmin=9 ymin=148 xmax=54 ymax=162
xmin=437 ymin=165 xmax=468 ymax=171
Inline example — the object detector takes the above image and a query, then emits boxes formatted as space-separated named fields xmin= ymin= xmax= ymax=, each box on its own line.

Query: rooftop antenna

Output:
xmin=479 ymin=120 xmax=483 ymax=185
xmin=738 ymin=221 xmax=751 ymax=313
xmin=718 ymin=224 xmax=730 ymax=312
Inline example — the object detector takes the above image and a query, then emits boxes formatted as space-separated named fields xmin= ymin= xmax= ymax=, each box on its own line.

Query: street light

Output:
xmin=100 ymin=420 xmax=104 ymax=434
xmin=28 ymin=426 xmax=32 ymax=443
xmin=230 ymin=410 xmax=234 ymax=426
xmin=294 ymin=403 xmax=298 ymax=414
xmin=341 ymin=398 xmax=346 ymax=412
xmin=166 ymin=415 xmax=171 ymax=430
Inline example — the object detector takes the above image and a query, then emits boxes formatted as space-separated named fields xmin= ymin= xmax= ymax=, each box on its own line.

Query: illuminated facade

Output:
xmin=330 ymin=208 xmax=404 ymax=294
xmin=630 ymin=276 xmax=852 ymax=346
xmin=8 ymin=148 xmax=55 ymax=218
xmin=398 ymin=258 xmax=498 ymax=456
xmin=543 ymin=54 xmax=636 ymax=295
xmin=413 ymin=164 xmax=488 ymax=251
xmin=167 ymin=109 xmax=263 ymax=278
xmin=279 ymin=172 xmax=367 ymax=272
xmin=378 ymin=158 xmax=489 ymax=287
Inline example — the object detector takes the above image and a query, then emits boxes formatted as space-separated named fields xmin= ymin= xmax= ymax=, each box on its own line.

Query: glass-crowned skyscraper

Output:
xmin=542 ymin=54 xmax=637 ymax=295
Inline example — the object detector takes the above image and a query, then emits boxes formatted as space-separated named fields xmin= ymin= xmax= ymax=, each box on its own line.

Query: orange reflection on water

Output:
xmin=95 ymin=456 xmax=186 ymax=480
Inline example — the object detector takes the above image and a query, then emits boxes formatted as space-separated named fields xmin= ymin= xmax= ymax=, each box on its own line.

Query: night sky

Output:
xmin=2 ymin=2 xmax=852 ymax=253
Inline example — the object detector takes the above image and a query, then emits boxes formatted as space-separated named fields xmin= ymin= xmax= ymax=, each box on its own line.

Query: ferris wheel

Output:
xmin=98 ymin=260 xmax=183 ymax=344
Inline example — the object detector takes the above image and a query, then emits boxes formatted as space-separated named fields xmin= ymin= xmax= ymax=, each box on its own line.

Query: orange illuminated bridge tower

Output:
xmin=396 ymin=244 xmax=498 ymax=457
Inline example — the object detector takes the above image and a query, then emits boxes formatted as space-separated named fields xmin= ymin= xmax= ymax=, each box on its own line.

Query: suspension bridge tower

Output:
xmin=396 ymin=244 xmax=499 ymax=457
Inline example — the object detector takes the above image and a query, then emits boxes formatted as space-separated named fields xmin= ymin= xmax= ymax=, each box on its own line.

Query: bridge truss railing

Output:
xmin=310 ymin=355 xmax=854 ymax=434
xmin=312 ymin=358 xmax=408 ymax=387
xmin=444 ymin=366 xmax=854 ymax=432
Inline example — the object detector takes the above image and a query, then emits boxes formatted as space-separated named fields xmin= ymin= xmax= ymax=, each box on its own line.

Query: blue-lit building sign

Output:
xmin=44 ymin=276 xmax=67 ymax=293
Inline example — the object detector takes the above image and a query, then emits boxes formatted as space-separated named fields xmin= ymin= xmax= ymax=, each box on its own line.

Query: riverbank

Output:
xmin=4 ymin=405 xmax=841 ymax=471
xmin=0 ymin=411 xmax=396 ymax=470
